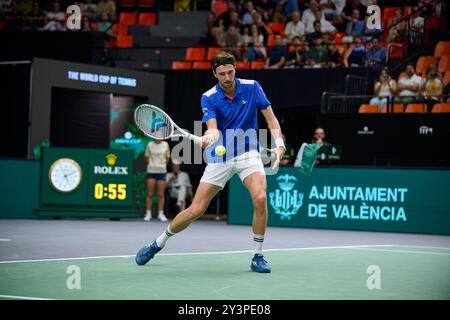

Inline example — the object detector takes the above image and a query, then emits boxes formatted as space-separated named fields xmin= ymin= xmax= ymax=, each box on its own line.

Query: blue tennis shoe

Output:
xmin=135 ymin=240 xmax=162 ymax=265
xmin=250 ymin=254 xmax=271 ymax=273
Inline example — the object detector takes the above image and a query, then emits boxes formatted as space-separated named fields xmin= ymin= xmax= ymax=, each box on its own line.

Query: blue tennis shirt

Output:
xmin=201 ymin=78 xmax=271 ymax=162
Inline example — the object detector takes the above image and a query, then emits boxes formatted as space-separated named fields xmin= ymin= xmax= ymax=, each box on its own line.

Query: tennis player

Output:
xmin=136 ymin=52 xmax=285 ymax=273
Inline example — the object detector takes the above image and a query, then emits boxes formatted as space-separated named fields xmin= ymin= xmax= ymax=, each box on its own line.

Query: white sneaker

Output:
xmin=143 ymin=212 xmax=152 ymax=221
xmin=157 ymin=212 xmax=168 ymax=222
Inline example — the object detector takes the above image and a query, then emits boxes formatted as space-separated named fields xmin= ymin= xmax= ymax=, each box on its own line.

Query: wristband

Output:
xmin=275 ymin=138 xmax=286 ymax=150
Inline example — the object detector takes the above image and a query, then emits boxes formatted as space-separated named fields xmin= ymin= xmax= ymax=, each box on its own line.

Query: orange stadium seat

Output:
xmin=389 ymin=43 xmax=405 ymax=59
xmin=434 ymin=41 xmax=450 ymax=58
xmin=235 ymin=61 xmax=250 ymax=69
xmin=432 ymin=103 xmax=450 ymax=113
xmin=443 ymin=72 xmax=450 ymax=86
xmin=335 ymin=44 xmax=347 ymax=54
xmin=192 ymin=61 xmax=211 ymax=69
xmin=185 ymin=47 xmax=206 ymax=61
xmin=250 ymin=61 xmax=266 ymax=69
xmin=119 ymin=12 xmax=137 ymax=25
xmin=403 ymin=6 xmax=412 ymax=17
xmin=139 ymin=13 xmax=156 ymax=25
xmin=381 ymin=104 xmax=404 ymax=113
xmin=334 ymin=32 xmax=346 ymax=44
xmin=438 ymin=56 xmax=450 ymax=73
xmin=358 ymin=104 xmax=379 ymax=113
xmin=171 ymin=61 xmax=192 ymax=70
xmin=206 ymin=47 xmax=222 ymax=60
xmin=405 ymin=103 xmax=427 ymax=113
xmin=115 ymin=23 xmax=128 ymax=35
xmin=267 ymin=23 xmax=284 ymax=35
xmin=383 ymin=7 xmax=400 ymax=22
xmin=266 ymin=34 xmax=276 ymax=47
xmin=116 ymin=35 xmax=133 ymax=48
xmin=415 ymin=56 xmax=437 ymax=75
xmin=138 ymin=0 xmax=155 ymax=7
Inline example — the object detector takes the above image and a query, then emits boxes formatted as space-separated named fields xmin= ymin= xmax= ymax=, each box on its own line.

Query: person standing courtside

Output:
xmin=144 ymin=139 xmax=170 ymax=222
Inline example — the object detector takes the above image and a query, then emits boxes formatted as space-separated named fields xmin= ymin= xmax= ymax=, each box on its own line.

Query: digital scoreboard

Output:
xmin=36 ymin=147 xmax=138 ymax=218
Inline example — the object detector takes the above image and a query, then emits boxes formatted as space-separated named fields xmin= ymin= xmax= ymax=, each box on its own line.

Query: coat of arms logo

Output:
xmin=269 ymin=174 xmax=303 ymax=220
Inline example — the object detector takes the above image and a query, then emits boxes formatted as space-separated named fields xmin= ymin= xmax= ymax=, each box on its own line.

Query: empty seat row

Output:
xmin=359 ymin=103 xmax=450 ymax=113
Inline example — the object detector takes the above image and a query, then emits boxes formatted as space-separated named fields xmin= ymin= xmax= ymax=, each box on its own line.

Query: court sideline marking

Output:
xmin=1 ymin=244 xmax=449 ymax=264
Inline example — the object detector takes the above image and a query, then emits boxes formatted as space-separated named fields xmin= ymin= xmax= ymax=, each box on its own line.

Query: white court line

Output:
xmin=0 ymin=244 xmax=395 ymax=264
xmin=0 ymin=239 xmax=11 ymax=242
xmin=0 ymin=294 xmax=55 ymax=300
xmin=347 ymin=247 xmax=450 ymax=256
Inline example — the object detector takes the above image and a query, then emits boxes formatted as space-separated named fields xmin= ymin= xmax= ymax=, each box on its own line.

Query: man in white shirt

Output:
xmin=302 ymin=0 xmax=324 ymax=27
xmin=395 ymin=64 xmax=422 ymax=105
xmin=320 ymin=0 xmax=346 ymax=20
xmin=42 ymin=0 xmax=65 ymax=31
xmin=284 ymin=11 xmax=306 ymax=42
xmin=306 ymin=9 xmax=336 ymax=35
xmin=166 ymin=160 xmax=193 ymax=212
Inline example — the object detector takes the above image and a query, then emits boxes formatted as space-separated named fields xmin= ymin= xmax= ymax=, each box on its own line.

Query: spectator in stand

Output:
xmin=4 ymin=0 xmax=22 ymax=31
xmin=244 ymin=23 xmax=267 ymax=61
xmin=23 ymin=1 xmax=45 ymax=31
xmin=306 ymin=9 xmax=336 ymax=36
xmin=324 ymin=40 xmax=342 ymax=67
xmin=320 ymin=0 xmax=346 ymax=20
xmin=395 ymin=64 xmax=422 ymax=106
xmin=255 ymin=0 xmax=275 ymax=23
xmin=342 ymin=36 xmax=366 ymax=67
xmin=387 ymin=8 xmax=407 ymax=44
xmin=221 ymin=1 xmax=237 ymax=27
xmin=81 ymin=0 xmax=98 ymax=21
xmin=304 ymin=37 xmax=328 ymax=68
xmin=280 ymin=134 xmax=295 ymax=166
xmin=277 ymin=0 xmax=299 ymax=17
xmin=213 ymin=18 xmax=227 ymax=47
xmin=220 ymin=25 xmax=244 ymax=60
xmin=341 ymin=0 xmax=366 ymax=23
xmin=200 ymin=12 xmax=218 ymax=46
xmin=284 ymin=11 xmax=306 ymax=42
xmin=302 ymin=0 xmax=323 ymax=27
xmin=42 ymin=0 xmax=65 ymax=31
xmin=265 ymin=34 xmax=287 ymax=68
xmin=305 ymin=20 xmax=324 ymax=47
xmin=409 ymin=6 xmax=425 ymax=44
xmin=242 ymin=1 xmax=255 ymax=26
xmin=342 ymin=9 xmax=365 ymax=43
xmin=419 ymin=64 xmax=444 ymax=111
xmin=252 ymin=9 xmax=271 ymax=36
xmin=365 ymin=37 xmax=387 ymax=72
xmin=271 ymin=2 xmax=287 ymax=24
xmin=81 ymin=15 xmax=92 ymax=32
xmin=369 ymin=67 xmax=397 ymax=111
xmin=166 ymin=160 xmax=193 ymax=213
xmin=225 ymin=11 xmax=242 ymax=29
xmin=96 ymin=0 xmax=116 ymax=22
xmin=284 ymin=36 xmax=306 ymax=68
xmin=97 ymin=11 xmax=116 ymax=37
xmin=17 ymin=0 xmax=32 ymax=16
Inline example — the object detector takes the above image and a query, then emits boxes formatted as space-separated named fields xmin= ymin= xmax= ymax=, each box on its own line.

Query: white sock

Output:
xmin=158 ymin=210 xmax=164 ymax=216
xmin=156 ymin=226 xmax=175 ymax=248
xmin=253 ymin=234 xmax=264 ymax=255
xmin=146 ymin=210 xmax=151 ymax=215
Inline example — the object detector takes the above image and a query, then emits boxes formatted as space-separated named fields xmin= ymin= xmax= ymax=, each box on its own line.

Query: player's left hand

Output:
xmin=267 ymin=147 xmax=285 ymax=170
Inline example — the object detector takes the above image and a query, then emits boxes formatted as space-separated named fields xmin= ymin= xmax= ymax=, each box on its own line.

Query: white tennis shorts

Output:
xmin=200 ymin=150 xmax=265 ymax=189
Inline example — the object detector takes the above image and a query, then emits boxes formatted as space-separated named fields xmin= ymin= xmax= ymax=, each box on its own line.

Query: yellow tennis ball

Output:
xmin=215 ymin=145 xmax=226 ymax=156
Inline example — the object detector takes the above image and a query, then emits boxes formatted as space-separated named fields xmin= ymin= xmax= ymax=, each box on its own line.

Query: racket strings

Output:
xmin=135 ymin=106 xmax=173 ymax=139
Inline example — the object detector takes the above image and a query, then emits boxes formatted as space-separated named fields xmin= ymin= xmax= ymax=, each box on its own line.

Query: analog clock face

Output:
xmin=49 ymin=158 xmax=82 ymax=192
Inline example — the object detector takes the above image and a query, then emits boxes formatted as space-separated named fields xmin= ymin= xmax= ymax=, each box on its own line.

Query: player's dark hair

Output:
xmin=212 ymin=51 xmax=236 ymax=72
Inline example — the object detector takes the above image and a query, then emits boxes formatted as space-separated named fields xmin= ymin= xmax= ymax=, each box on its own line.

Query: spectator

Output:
xmin=213 ymin=18 xmax=227 ymax=47
xmin=280 ymin=134 xmax=295 ymax=166
xmin=342 ymin=36 xmax=366 ymax=67
xmin=341 ymin=0 xmax=367 ymax=23
xmin=324 ymin=40 xmax=342 ymax=67
xmin=17 ymin=0 xmax=32 ymax=16
xmin=97 ymin=11 xmax=116 ymax=37
xmin=96 ymin=0 xmax=116 ymax=22
xmin=386 ymin=8 xmax=407 ymax=44
xmin=265 ymin=34 xmax=287 ymax=68
xmin=302 ymin=0 xmax=323 ymax=27
xmin=409 ymin=6 xmax=425 ymax=44
xmin=277 ymin=0 xmax=299 ymax=17
xmin=221 ymin=1 xmax=238 ymax=27
xmin=284 ymin=36 xmax=306 ymax=68
xmin=369 ymin=68 xmax=397 ymax=111
xmin=342 ymin=9 xmax=365 ymax=43
xmin=255 ymin=0 xmax=275 ymax=23
xmin=144 ymin=139 xmax=170 ymax=222
xmin=305 ymin=20 xmax=324 ymax=47
xmin=200 ymin=12 xmax=218 ymax=46
xmin=419 ymin=65 xmax=444 ymax=111
xmin=320 ymin=0 xmax=346 ymax=20
xmin=166 ymin=160 xmax=193 ymax=213
xmin=225 ymin=11 xmax=242 ymax=29
xmin=395 ymin=64 xmax=422 ymax=106
xmin=23 ymin=1 xmax=45 ymax=31
xmin=304 ymin=37 xmax=328 ymax=68
xmin=242 ymin=1 xmax=255 ymax=26
xmin=365 ymin=37 xmax=387 ymax=72
xmin=271 ymin=2 xmax=287 ymax=24
xmin=284 ymin=11 xmax=306 ymax=42
xmin=244 ymin=24 xmax=267 ymax=61
xmin=4 ymin=0 xmax=22 ymax=31
xmin=306 ymin=9 xmax=336 ymax=35
xmin=220 ymin=25 xmax=244 ymax=60
xmin=312 ymin=127 xmax=331 ymax=166
xmin=42 ymin=1 xmax=65 ymax=31
xmin=81 ymin=15 xmax=92 ymax=32
xmin=80 ymin=0 xmax=98 ymax=21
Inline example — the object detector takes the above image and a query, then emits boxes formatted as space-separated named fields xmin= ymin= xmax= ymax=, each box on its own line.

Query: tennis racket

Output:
xmin=134 ymin=104 xmax=202 ymax=146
